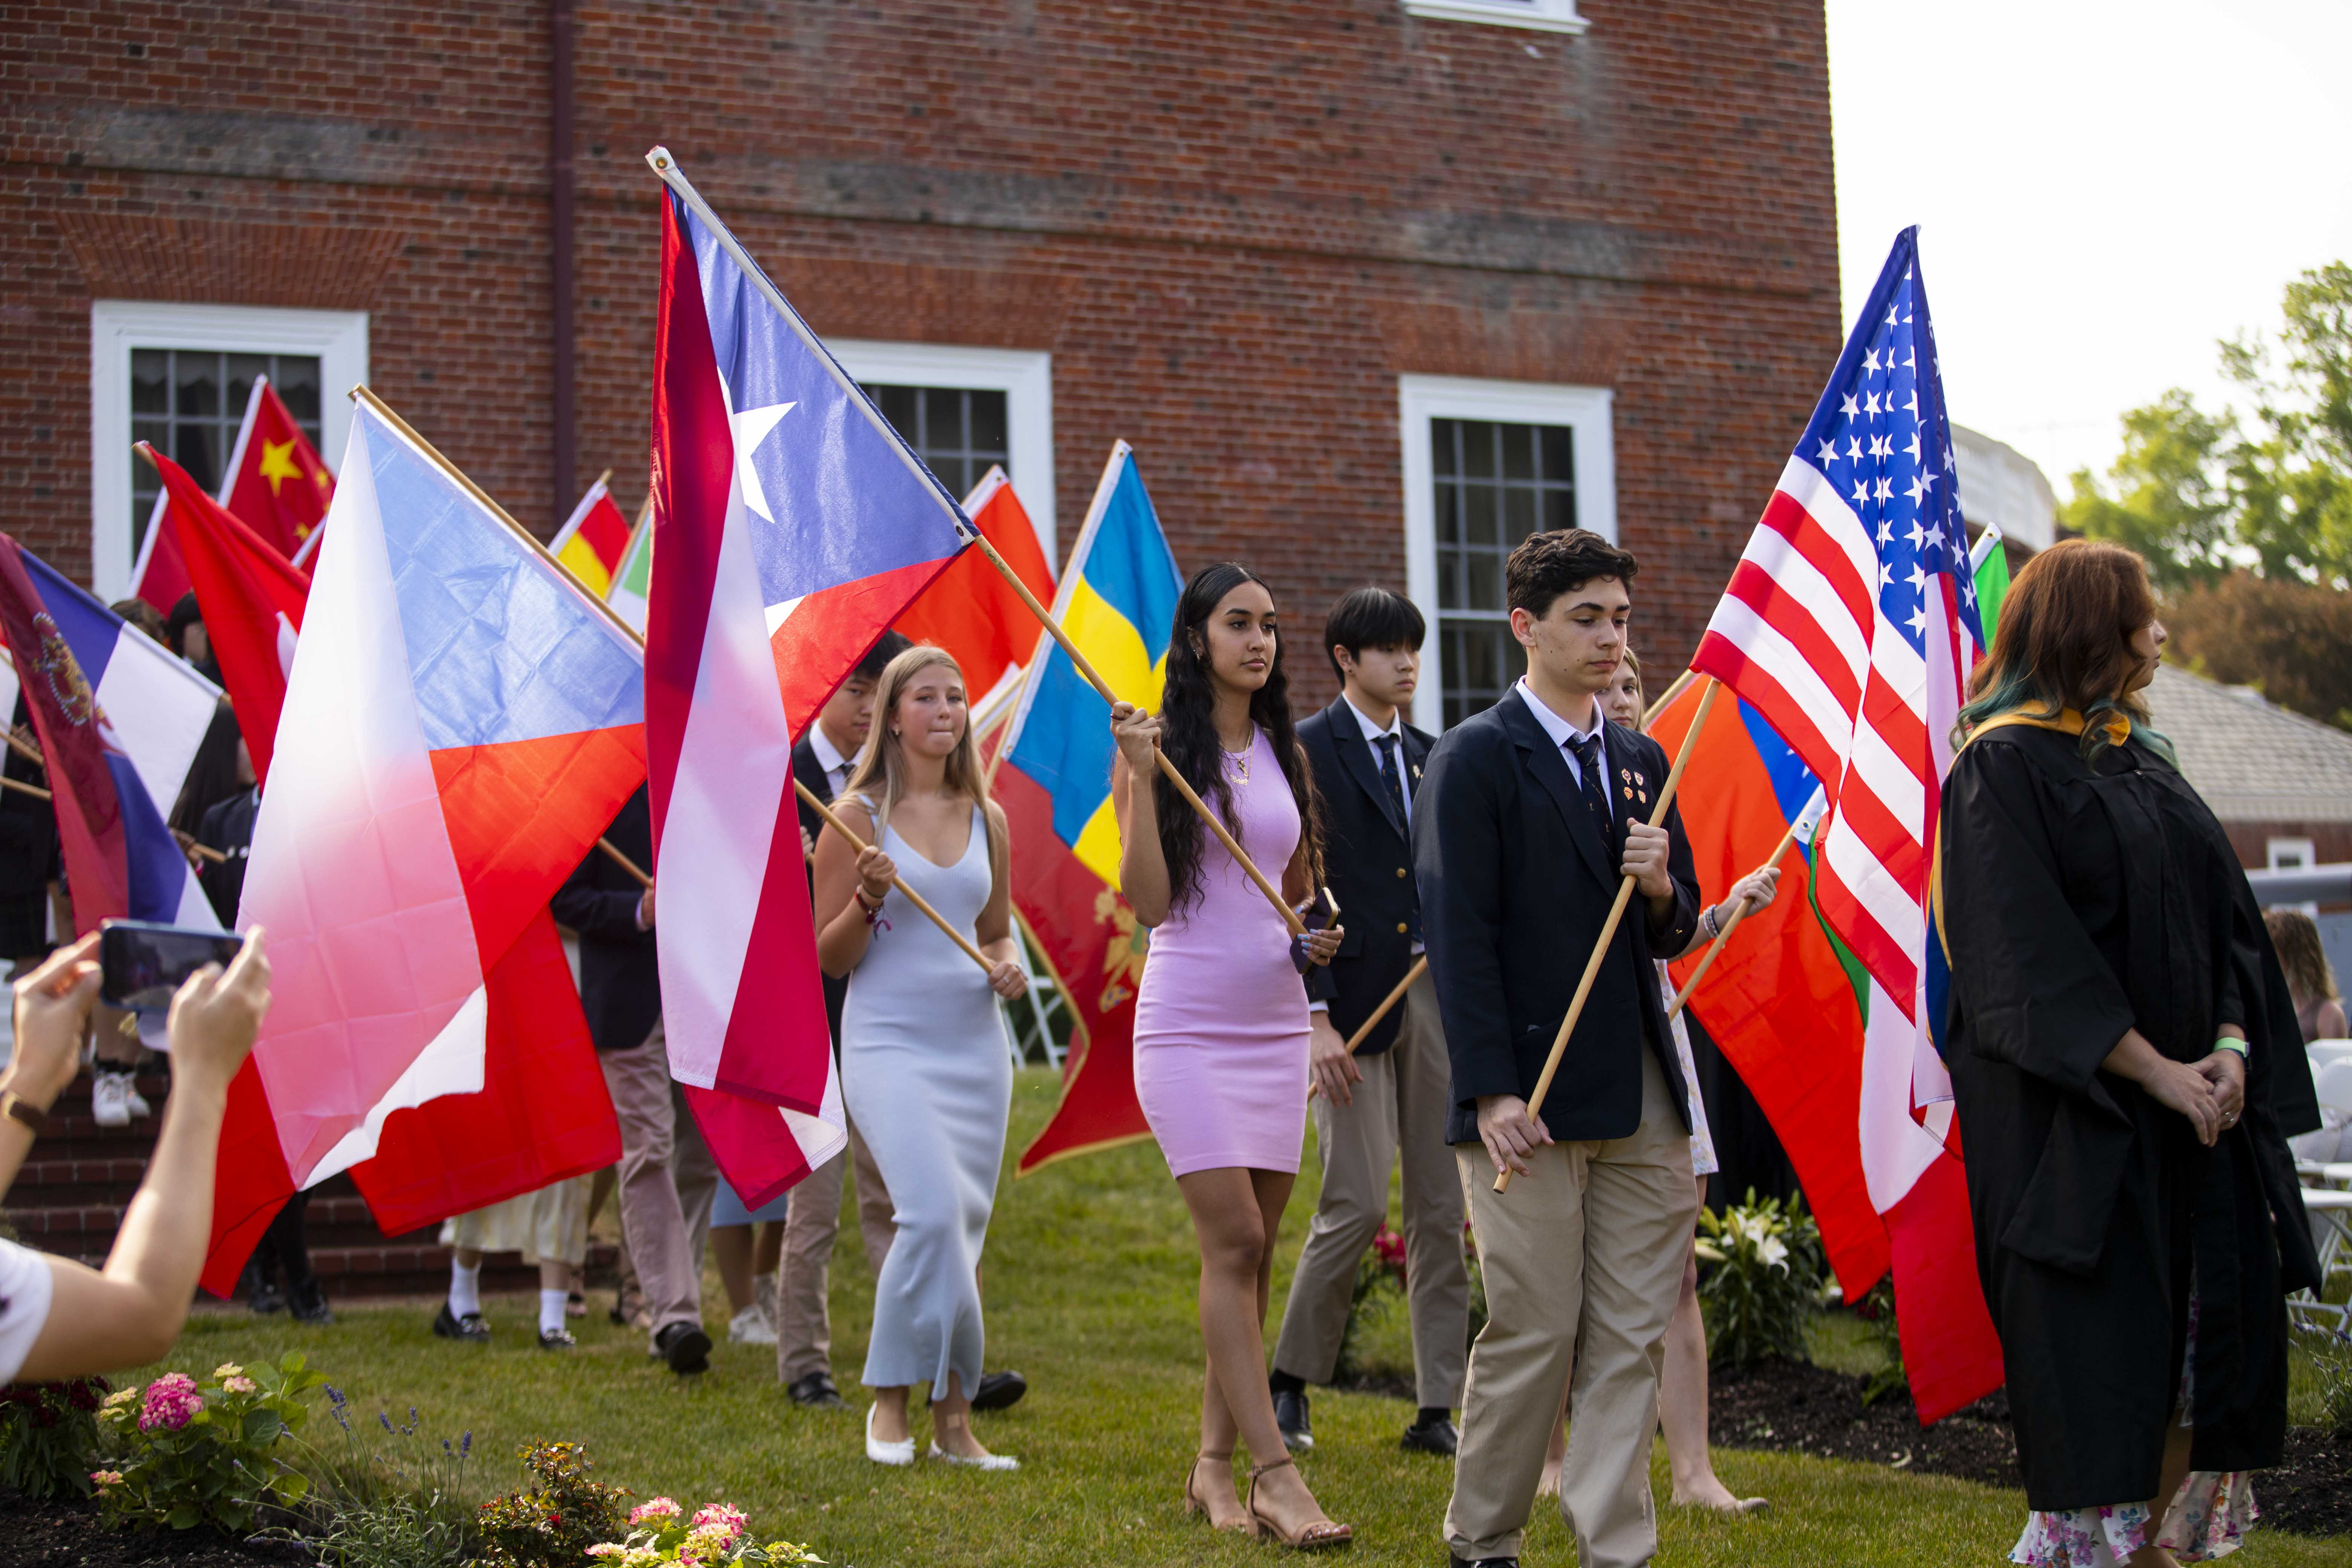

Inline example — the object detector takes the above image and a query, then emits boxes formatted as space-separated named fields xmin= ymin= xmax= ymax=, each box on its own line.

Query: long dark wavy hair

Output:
xmin=1155 ymin=562 xmax=1323 ymax=916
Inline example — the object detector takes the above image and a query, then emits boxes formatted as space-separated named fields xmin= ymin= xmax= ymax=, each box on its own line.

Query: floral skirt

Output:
xmin=2010 ymin=1291 xmax=2257 ymax=1566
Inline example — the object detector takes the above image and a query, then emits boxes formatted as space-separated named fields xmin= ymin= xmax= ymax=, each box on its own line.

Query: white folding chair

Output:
xmin=2289 ymin=1059 xmax=2352 ymax=1330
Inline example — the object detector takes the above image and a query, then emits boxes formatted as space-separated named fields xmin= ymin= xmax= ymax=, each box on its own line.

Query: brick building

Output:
xmin=6 ymin=0 xmax=1839 ymax=723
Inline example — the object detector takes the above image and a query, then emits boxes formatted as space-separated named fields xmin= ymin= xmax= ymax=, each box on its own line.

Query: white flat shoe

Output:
xmin=864 ymin=1404 xmax=914 ymax=1467
xmin=928 ymin=1442 xmax=1018 ymax=1472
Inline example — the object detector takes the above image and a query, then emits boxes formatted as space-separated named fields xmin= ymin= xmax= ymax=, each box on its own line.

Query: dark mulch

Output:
xmin=0 ymin=1492 xmax=314 ymax=1566
xmin=1706 ymin=1356 xmax=2023 ymax=1489
xmin=2254 ymin=1426 xmax=2352 ymax=1540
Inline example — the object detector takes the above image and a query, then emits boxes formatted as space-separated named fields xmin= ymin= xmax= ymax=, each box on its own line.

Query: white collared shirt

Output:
xmin=808 ymin=724 xmax=857 ymax=798
xmin=1513 ymin=677 xmax=1612 ymax=825
xmin=1343 ymin=694 xmax=1411 ymax=827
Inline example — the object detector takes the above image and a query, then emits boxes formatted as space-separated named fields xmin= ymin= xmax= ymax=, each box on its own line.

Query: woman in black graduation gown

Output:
xmin=1939 ymin=540 xmax=2320 ymax=1568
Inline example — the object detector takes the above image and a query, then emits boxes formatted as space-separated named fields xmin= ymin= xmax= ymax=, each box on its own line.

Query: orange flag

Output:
xmin=896 ymin=467 xmax=1056 ymax=712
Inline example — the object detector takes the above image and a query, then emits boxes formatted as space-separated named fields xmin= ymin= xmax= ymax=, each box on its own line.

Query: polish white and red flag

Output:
xmin=1690 ymin=228 xmax=2004 ymax=1419
xmin=646 ymin=149 xmax=971 ymax=1205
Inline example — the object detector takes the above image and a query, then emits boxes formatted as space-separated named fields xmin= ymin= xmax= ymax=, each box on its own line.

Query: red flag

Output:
xmin=220 ymin=378 xmax=335 ymax=559
xmin=994 ymin=727 xmax=1153 ymax=1174
xmin=897 ymin=469 xmax=1056 ymax=714
xmin=140 ymin=444 xmax=311 ymax=785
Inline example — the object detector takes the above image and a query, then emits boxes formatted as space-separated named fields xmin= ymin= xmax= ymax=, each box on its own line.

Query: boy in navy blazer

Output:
xmin=1416 ymin=530 xmax=1701 ymax=1568
xmin=1267 ymin=589 xmax=1469 ymax=1459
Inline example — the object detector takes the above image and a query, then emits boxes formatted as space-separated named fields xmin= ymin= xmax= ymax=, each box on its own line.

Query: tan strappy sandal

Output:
xmin=1246 ymin=1456 xmax=1353 ymax=1550
xmin=1184 ymin=1450 xmax=1249 ymax=1532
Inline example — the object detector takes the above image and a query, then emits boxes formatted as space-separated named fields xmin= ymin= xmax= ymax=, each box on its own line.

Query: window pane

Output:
xmin=1461 ymin=420 xmax=1496 ymax=480
xmin=968 ymin=389 xmax=1008 ymax=458
xmin=1501 ymin=423 xmax=1534 ymax=481
xmin=172 ymin=423 xmax=219 ymax=493
xmin=1442 ymin=621 xmax=1514 ymax=729
xmin=132 ymin=350 xmax=168 ymax=416
xmin=175 ymin=354 xmax=219 ymax=420
xmin=1432 ymin=419 xmax=1458 ymax=477
xmin=871 ymin=384 xmax=919 ymax=441
xmin=1465 ymin=549 xmax=1502 ymax=612
xmin=1542 ymin=487 xmax=1573 ymax=535
xmin=226 ymin=354 xmax=269 ymax=423
xmin=923 ymin=387 xmax=963 ymax=451
xmin=1542 ymin=426 xmax=1575 ymax=487
xmin=1503 ymin=485 xmax=1536 ymax=543
xmin=272 ymin=358 xmax=322 ymax=430
xmin=1465 ymin=484 xmax=1498 ymax=548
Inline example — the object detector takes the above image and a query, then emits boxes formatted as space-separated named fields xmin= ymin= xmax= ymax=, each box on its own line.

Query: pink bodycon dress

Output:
xmin=1132 ymin=725 xmax=1311 ymax=1177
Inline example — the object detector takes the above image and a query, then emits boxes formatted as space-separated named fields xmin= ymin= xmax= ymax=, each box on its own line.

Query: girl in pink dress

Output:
xmin=1112 ymin=562 xmax=1350 ymax=1550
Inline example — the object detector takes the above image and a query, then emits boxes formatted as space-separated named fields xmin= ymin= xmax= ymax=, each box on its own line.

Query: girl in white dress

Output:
xmin=812 ymin=646 xmax=1028 ymax=1471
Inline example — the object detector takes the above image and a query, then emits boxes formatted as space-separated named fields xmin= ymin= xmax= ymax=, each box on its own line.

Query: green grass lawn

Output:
xmin=137 ymin=1067 xmax=2349 ymax=1567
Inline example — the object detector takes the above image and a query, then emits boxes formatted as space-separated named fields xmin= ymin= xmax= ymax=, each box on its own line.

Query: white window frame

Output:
xmin=824 ymin=340 xmax=1056 ymax=573
xmin=1398 ymin=373 xmax=1616 ymax=732
xmin=89 ymin=300 xmax=368 ymax=602
xmin=2266 ymin=836 xmax=2316 ymax=871
xmin=1403 ymin=0 xmax=1588 ymax=35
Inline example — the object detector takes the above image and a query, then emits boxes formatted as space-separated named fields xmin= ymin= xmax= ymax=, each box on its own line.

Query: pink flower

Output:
xmin=628 ymin=1496 xmax=681 ymax=1524
xmin=689 ymin=1503 xmax=747 ymax=1542
xmin=139 ymin=1373 xmax=203 ymax=1432
xmin=89 ymin=1469 xmax=124 ymax=1488
xmin=222 ymin=1375 xmax=257 ymax=1394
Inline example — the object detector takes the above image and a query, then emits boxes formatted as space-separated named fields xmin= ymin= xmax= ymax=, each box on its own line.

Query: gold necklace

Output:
xmin=1223 ymin=743 xmax=1252 ymax=782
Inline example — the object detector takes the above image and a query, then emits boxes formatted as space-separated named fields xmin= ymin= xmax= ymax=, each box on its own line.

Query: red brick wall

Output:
xmin=3 ymin=0 xmax=1839 ymax=709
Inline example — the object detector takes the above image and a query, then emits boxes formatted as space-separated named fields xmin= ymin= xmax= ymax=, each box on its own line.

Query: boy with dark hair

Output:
xmin=1416 ymin=528 xmax=1700 ymax=1568
xmin=1266 ymin=587 xmax=1468 ymax=1459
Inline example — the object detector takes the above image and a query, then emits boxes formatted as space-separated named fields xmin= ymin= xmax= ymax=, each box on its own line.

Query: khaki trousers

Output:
xmin=775 ymin=1115 xmax=896 ymax=1384
xmin=1444 ymin=1047 xmax=1697 ymax=1568
xmin=599 ymin=1022 xmax=720 ymax=1348
xmin=1272 ymin=969 xmax=1469 ymax=1408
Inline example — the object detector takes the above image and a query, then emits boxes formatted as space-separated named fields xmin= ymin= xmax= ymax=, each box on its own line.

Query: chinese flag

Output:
xmin=896 ymin=467 xmax=1056 ymax=714
xmin=140 ymin=443 xmax=310 ymax=784
xmin=221 ymin=378 xmax=335 ymax=559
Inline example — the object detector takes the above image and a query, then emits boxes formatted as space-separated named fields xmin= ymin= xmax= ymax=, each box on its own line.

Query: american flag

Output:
xmin=1692 ymin=228 xmax=1984 ymax=1033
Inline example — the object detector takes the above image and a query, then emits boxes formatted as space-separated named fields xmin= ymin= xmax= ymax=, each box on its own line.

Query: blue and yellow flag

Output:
xmin=1001 ymin=442 xmax=1182 ymax=885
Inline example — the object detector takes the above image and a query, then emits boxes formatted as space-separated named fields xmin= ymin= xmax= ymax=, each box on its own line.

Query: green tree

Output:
xmin=2063 ymin=261 xmax=2352 ymax=589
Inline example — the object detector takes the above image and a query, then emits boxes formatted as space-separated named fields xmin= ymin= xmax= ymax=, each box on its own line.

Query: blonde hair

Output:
xmin=2265 ymin=907 xmax=2341 ymax=1005
xmin=1616 ymin=646 xmax=1646 ymax=733
xmin=840 ymin=644 xmax=993 ymax=839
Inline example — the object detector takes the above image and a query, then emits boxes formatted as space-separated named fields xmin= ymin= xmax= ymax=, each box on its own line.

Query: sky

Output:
xmin=1825 ymin=0 xmax=2352 ymax=494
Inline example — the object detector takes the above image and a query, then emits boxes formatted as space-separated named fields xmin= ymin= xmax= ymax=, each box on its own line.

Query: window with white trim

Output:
xmin=90 ymin=302 xmax=367 ymax=600
xmin=2266 ymin=837 xmax=2316 ymax=871
xmin=1402 ymin=0 xmax=1588 ymax=35
xmin=1398 ymin=375 xmax=1615 ymax=730
xmin=824 ymin=340 xmax=1056 ymax=570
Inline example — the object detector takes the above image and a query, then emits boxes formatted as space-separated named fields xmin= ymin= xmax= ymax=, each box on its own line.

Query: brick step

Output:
xmin=5 ymin=1155 xmax=153 ymax=1208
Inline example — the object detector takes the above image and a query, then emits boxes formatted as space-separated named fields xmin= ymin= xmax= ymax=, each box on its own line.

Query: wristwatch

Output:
xmin=2 ymin=1089 xmax=52 ymax=1137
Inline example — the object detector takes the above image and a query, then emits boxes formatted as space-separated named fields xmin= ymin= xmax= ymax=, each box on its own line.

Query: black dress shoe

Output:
xmin=1272 ymin=1386 xmax=1314 ymax=1452
xmin=1401 ymin=1412 xmax=1459 ymax=1456
xmin=1450 ymin=1557 xmax=1518 ymax=1568
xmin=969 ymin=1370 xmax=1027 ymax=1412
xmin=432 ymin=1303 xmax=489 ymax=1343
xmin=654 ymin=1321 xmax=712 ymax=1374
xmin=243 ymin=1261 xmax=286 ymax=1316
xmin=288 ymin=1277 xmax=333 ymax=1326
xmin=786 ymin=1370 xmax=846 ymax=1409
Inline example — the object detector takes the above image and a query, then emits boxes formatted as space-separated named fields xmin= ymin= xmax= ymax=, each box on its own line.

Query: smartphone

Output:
xmin=98 ymin=919 xmax=245 ymax=1014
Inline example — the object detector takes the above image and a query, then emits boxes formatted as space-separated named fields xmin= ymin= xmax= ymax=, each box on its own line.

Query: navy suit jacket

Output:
xmin=551 ymin=786 xmax=660 ymax=1055
xmin=1412 ymin=688 xmax=1701 ymax=1145
xmin=1300 ymin=697 xmax=1430 ymax=1055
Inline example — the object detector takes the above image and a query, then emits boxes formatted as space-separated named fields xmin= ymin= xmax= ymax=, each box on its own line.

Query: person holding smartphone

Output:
xmin=0 ymin=929 xmax=273 ymax=1381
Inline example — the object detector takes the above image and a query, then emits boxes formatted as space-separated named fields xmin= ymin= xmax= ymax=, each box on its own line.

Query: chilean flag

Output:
xmin=648 ymin=149 xmax=970 ymax=1204
xmin=0 ymin=542 xmax=221 ymax=935
xmin=201 ymin=397 xmax=640 ymax=1289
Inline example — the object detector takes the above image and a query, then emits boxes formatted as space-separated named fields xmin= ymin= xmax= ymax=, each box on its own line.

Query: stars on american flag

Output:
xmin=1798 ymin=265 xmax=1981 ymax=654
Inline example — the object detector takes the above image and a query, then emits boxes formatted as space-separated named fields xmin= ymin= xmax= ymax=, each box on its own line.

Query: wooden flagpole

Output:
xmin=1495 ymin=677 xmax=1720 ymax=1193
xmin=3 ymin=730 xmax=43 ymax=770
xmin=1663 ymin=808 xmax=1812 ymax=1021
xmin=1342 ymin=956 xmax=1424 ymax=1054
xmin=793 ymin=778 xmax=994 ymax=974
xmin=965 ymin=531 xmax=1308 ymax=938
xmin=596 ymin=837 xmax=654 ymax=890
xmin=0 ymin=775 xmax=51 ymax=803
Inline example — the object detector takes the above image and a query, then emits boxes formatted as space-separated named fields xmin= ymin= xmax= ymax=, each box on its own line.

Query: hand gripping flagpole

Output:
xmin=1662 ymin=805 xmax=1819 ymax=1023
xmin=964 ymin=531 xmax=1309 ymax=939
xmin=792 ymin=779 xmax=997 ymax=975
xmin=1495 ymin=677 xmax=1719 ymax=1194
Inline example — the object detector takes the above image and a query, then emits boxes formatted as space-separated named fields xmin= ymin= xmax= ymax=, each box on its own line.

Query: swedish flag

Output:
xmin=1001 ymin=442 xmax=1182 ymax=886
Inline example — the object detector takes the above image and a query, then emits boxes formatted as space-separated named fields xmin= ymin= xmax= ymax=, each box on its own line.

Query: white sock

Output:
xmin=539 ymin=1289 xmax=568 ymax=1336
xmin=448 ymin=1258 xmax=481 ymax=1319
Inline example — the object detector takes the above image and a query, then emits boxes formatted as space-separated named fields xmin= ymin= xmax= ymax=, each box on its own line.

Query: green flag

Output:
xmin=1969 ymin=524 xmax=2009 ymax=643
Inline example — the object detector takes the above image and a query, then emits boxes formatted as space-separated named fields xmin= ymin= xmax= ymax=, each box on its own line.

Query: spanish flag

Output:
xmin=996 ymin=443 xmax=1182 ymax=1171
xmin=551 ymin=473 xmax=635 ymax=598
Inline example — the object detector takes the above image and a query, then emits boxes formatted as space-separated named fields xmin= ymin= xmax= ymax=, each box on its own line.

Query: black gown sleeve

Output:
xmin=1942 ymin=737 xmax=2138 ymax=1096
